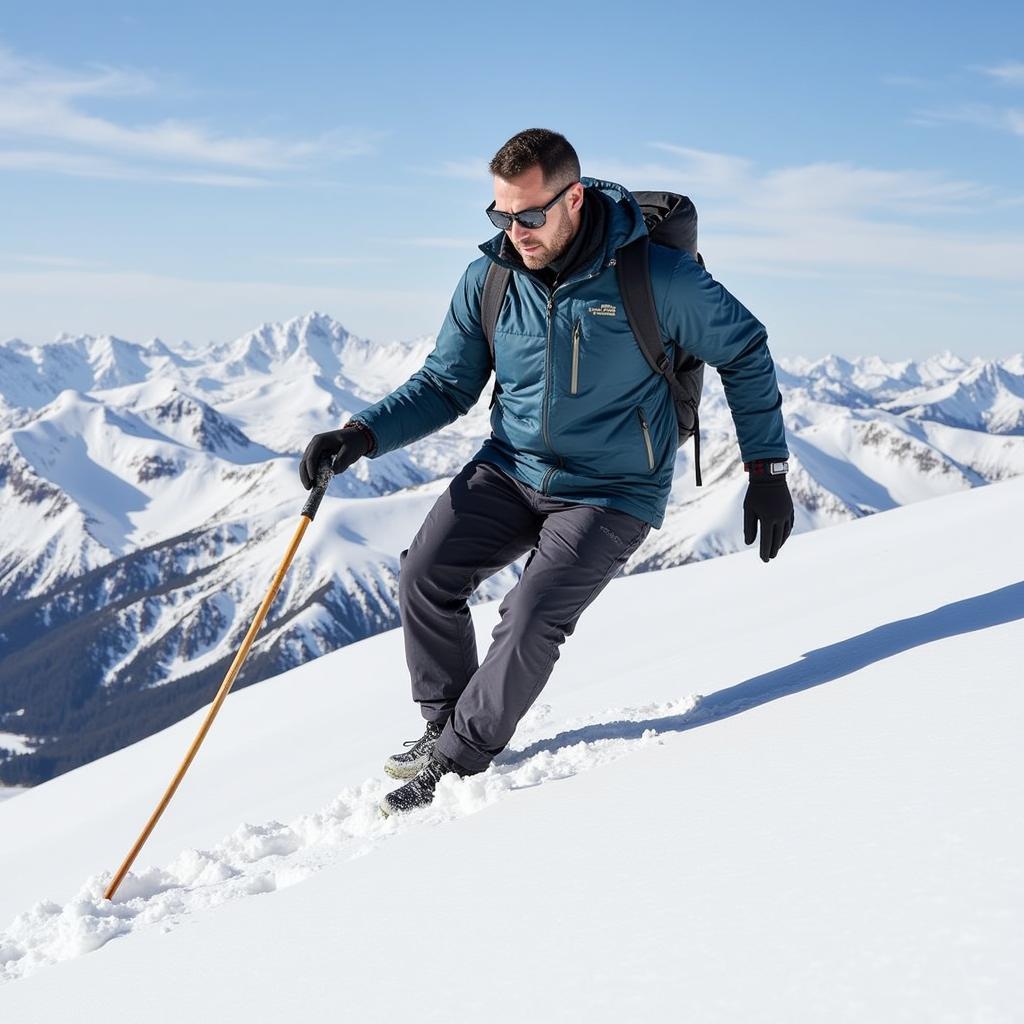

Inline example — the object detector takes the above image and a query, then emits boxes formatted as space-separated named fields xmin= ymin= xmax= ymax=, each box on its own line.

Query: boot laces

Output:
xmin=401 ymin=721 xmax=442 ymax=752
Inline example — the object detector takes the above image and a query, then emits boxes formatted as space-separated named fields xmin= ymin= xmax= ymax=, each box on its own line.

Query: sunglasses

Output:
xmin=485 ymin=181 xmax=578 ymax=231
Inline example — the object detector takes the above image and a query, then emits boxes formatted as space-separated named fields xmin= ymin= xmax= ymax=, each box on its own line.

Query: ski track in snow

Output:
xmin=0 ymin=695 xmax=701 ymax=984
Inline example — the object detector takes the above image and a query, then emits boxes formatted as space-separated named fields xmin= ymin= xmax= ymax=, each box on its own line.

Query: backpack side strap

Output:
xmin=616 ymin=235 xmax=703 ymax=486
xmin=481 ymin=262 xmax=511 ymax=408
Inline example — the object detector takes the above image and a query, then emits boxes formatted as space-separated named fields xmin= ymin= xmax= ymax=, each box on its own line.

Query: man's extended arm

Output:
xmin=351 ymin=262 xmax=493 ymax=457
xmin=655 ymin=252 xmax=788 ymax=462
xmin=656 ymin=252 xmax=793 ymax=561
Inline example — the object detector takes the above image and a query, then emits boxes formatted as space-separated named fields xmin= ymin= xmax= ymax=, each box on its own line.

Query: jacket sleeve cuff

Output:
xmin=745 ymin=458 xmax=790 ymax=478
xmin=344 ymin=419 xmax=378 ymax=457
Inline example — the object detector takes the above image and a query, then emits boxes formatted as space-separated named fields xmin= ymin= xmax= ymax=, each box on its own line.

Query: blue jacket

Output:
xmin=354 ymin=177 xmax=788 ymax=529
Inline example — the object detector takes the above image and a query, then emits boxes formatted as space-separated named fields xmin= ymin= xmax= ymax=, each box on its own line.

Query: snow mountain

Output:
xmin=1 ymin=314 xmax=1022 ymax=787
xmin=881 ymin=359 xmax=1024 ymax=434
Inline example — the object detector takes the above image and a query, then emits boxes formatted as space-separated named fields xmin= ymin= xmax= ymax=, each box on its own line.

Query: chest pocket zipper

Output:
xmin=570 ymin=319 xmax=582 ymax=395
xmin=637 ymin=407 xmax=655 ymax=472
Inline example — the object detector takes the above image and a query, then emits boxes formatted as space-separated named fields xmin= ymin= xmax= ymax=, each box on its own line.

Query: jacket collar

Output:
xmin=479 ymin=176 xmax=647 ymax=285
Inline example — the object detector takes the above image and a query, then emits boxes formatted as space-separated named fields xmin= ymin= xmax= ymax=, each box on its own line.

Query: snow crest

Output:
xmin=0 ymin=695 xmax=700 ymax=984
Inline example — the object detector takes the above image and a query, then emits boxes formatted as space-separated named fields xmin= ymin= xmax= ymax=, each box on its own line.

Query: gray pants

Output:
xmin=398 ymin=459 xmax=651 ymax=773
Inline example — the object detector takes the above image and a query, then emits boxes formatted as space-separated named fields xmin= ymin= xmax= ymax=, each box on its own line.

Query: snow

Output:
xmin=0 ymin=733 xmax=33 ymax=757
xmin=0 ymin=478 xmax=1021 ymax=1021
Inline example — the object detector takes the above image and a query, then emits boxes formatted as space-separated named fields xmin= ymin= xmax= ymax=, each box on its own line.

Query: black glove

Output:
xmin=743 ymin=460 xmax=794 ymax=563
xmin=299 ymin=423 xmax=373 ymax=490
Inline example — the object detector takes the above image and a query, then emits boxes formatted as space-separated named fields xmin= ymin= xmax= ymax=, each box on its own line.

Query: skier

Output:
xmin=300 ymin=129 xmax=793 ymax=815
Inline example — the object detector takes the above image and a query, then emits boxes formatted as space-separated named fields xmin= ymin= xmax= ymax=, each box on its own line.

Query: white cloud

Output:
xmin=893 ymin=61 xmax=1024 ymax=141
xmin=914 ymin=101 xmax=1024 ymax=138
xmin=589 ymin=144 xmax=1024 ymax=284
xmin=0 ymin=148 xmax=270 ymax=186
xmin=593 ymin=152 xmax=990 ymax=216
xmin=913 ymin=56 xmax=1024 ymax=138
xmin=647 ymin=144 xmax=754 ymax=195
xmin=0 ymin=45 xmax=374 ymax=183
xmin=0 ymin=47 xmax=155 ymax=99
xmin=709 ymin=220 xmax=1024 ymax=283
xmin=974 ymin=61 xmax=1024 ymax=85
xmin=757 ymin=162 xmax=993 ymax=214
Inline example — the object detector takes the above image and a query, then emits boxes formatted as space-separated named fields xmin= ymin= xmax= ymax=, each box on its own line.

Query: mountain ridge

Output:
xmin=2 ymin=313 xmax=1022 ymax=785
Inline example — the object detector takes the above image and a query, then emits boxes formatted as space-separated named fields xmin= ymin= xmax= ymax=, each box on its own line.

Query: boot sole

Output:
xmin=379 ymin=794 xmax=410 ymax=817
xmin=383 ymin=757 xmax=427 ymax=780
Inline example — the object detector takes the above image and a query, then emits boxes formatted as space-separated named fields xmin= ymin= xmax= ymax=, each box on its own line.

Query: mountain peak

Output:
xmin=220 ymin=312 xmax=366 ymax=378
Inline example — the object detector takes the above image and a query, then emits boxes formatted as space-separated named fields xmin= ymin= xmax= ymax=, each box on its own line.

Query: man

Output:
xmin=300 ymin=129 xmax=793 ymax=816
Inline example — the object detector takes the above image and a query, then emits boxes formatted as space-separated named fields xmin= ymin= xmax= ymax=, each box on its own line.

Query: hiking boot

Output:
xmin=383 ymin=720 xmax=445 ymax=780
xmin=380 ymin=752 xmax=467 ymax=817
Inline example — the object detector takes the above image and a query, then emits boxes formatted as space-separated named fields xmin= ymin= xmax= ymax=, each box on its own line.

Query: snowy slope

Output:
xmin=0 ymin=479 xmax=1021 ymax=1021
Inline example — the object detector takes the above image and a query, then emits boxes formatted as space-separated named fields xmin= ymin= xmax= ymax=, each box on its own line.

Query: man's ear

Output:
xmin=568 ymin=182 xmax=585 ymax=211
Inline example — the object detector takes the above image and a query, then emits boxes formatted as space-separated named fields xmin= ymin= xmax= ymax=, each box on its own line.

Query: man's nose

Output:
xmin=510 ymin=221 xmax=533 ymax=243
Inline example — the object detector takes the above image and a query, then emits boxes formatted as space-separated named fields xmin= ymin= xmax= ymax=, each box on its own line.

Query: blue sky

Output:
xmin=0 ymin=1 xmax=1021 ymax=359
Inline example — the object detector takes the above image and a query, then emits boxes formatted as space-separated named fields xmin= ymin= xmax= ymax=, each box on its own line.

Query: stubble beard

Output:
xmin=513 ymin=205 xmax=576 ymax=270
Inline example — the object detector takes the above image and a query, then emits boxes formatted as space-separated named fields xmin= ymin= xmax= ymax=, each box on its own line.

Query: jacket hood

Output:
xmin=479 ymin=176 xmax=648 ymax=273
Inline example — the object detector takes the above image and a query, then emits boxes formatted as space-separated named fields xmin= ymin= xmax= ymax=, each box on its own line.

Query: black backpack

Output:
xmin=480 ymin=191 xmax=706 ymax=485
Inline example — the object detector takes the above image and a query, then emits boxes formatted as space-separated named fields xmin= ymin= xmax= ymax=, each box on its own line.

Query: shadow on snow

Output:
xmin=499 ymin=581 xmax=1024 ymax=765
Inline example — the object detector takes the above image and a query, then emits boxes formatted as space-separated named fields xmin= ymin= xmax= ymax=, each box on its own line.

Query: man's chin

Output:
xmin=518 ymin=249 xmax=549 ymax=269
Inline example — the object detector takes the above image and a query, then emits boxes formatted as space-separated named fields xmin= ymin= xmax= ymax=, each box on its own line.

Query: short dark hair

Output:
xmin=489 ymin=129 xmax=581 ymax=190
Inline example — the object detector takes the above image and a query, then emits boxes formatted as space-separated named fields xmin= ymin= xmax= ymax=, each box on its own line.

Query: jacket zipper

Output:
xmin=540 ymin=295 xmax=559 ymax=494
xmin=637 ymin=407 xmax=655 ymax=472
xmin=570 ymin=319 xmax=581 ymax=395
xmin=538 ymin=267 xmax=605 ymax=494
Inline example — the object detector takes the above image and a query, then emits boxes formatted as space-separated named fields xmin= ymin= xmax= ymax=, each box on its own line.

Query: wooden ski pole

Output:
xmin=103 ymin=462 xmax=334 ymax=901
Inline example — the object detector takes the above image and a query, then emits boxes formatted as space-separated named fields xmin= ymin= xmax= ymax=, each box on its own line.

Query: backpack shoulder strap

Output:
xmin=615 ymin=235 xmax=667 ymax=378
xmin=480 ymin=262 xmax=511 ymax=366
xmin=480 ymin=261 xmax=511 ymax=409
